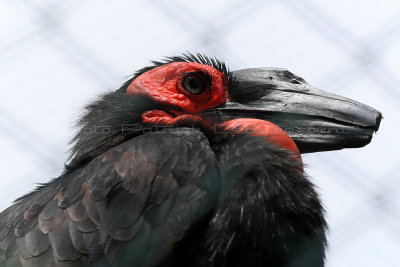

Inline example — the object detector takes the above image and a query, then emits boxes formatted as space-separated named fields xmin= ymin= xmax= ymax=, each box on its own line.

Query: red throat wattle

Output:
xmin=221 ymin=118 xmax=302 ymax=164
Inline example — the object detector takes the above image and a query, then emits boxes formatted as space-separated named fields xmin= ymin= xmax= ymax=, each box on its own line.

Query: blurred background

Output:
xmin=0 ymin=0 xmax=399 ymax=266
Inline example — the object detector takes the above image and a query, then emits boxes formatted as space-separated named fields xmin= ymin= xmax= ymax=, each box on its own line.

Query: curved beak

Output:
xmin=212 ymin=68 xmax=382 ymax=153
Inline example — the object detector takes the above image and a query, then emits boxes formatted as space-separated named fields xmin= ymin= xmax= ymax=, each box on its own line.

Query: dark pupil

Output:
xmin=182 ymin=74 xmax=207 ymax=94
xmin=189 ymin=79 xmax=201 ymax=90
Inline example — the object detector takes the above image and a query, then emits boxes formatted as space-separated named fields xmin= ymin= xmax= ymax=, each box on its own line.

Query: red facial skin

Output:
xmin=127 ymin=62 xmax=302 ymax=163
xmin=127 ymin=62 xmax=229 ymax=114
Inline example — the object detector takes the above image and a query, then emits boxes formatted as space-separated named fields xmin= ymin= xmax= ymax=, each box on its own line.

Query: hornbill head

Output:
xmin=70 ymin=54 xmax=382 ymax=169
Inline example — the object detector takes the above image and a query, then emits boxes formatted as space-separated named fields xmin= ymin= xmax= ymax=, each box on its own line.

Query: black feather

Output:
xmin=67 ymin=92 xmax=157 ymax=170
xmin=166 ymin=136 xmax=327 ymax=267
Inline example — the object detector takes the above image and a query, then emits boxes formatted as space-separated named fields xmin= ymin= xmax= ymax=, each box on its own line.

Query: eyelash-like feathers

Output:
xmin=117 ymin=53 xmax=233 ymax=93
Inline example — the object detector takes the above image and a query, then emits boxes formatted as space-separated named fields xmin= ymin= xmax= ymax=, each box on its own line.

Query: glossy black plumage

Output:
xmin=163 ymin=135 xmax=326 ymax=267
xmin=1 ymin=128 xmax=220 ymax=266
xmin=0 ymin=128 xmax=326 ymax=267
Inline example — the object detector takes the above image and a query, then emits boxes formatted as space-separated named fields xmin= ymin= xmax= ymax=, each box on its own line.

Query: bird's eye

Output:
xmin=181 ymin=72 xmax=210 ymax=95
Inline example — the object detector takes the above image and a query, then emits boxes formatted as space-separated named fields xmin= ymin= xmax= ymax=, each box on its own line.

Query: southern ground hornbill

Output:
xmin=0 ymin=54 xmax=381 ymax=267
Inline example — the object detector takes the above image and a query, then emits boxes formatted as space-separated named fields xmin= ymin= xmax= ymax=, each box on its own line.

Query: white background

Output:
xmin=1 ymin=0 xmax=399 ymax=266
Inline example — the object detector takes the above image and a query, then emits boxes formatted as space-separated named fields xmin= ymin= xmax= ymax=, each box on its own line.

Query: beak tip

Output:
xmin=375 ymin=112 xmax=383 ymax=132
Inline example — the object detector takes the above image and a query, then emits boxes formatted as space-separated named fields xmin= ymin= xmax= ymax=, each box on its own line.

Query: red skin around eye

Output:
xmin=126 ymin=62 xmax=229 ymax=115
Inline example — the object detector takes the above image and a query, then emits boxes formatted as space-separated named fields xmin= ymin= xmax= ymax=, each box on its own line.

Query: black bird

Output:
xmin=0 ymin=54 xmax=381 ymax=267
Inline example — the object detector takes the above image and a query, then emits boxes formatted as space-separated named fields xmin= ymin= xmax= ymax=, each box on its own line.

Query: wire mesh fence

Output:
xmin=0 ymin=0 xmax=399 ymax=266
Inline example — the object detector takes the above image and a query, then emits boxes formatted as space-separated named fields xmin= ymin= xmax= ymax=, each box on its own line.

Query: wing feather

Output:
xmin=0 ymin=128 xmax=219 ymax=266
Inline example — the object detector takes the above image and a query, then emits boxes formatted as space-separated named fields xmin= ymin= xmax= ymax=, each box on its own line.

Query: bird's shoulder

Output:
xmin=0 ymin=128 xmax=220 ymax=266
